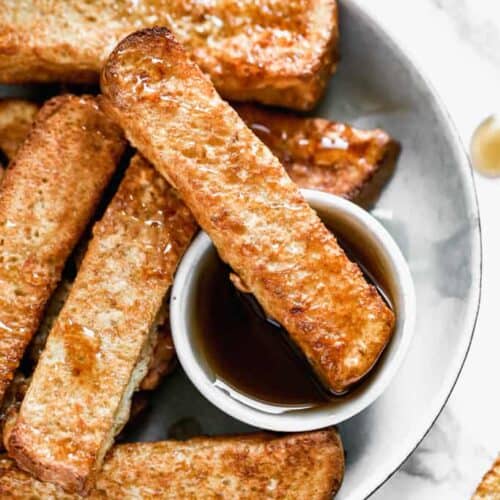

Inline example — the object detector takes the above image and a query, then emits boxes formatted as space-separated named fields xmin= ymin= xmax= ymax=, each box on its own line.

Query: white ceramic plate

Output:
xmin=0 ymin=0 xmax=481 ymax=498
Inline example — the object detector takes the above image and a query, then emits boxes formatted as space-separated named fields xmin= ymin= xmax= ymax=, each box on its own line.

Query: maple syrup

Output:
xmin=192 ymin=224 xmax=393 ymax=411
xmin=471 ymin=114 xmax=500 ymax=176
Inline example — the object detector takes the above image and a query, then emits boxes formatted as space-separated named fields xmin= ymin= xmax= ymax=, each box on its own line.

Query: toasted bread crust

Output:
xmin=7 ymin=155 xmax=197 ymax=494
xmin=473 ymin=457 xmax=500 ymax=500
xmin=101 ymin=28 xmax=395 ymax=395
xmin=235 ymin=104 xmax=399 ymax=202
xmin=0 ymin=429 xmax=344 ymax=499
xmin=0 ymin=95 xmax=124 ymax=405
xmin=0 ymin=0 xmax=338 ymax=110
xmin=0 ymin=99 xmax=39 ymax=163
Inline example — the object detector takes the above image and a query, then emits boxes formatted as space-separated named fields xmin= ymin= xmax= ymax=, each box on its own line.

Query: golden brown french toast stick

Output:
xmin=101 ymin=28 xmax=395 ymax=395
xmin=7 ymin=155 xmax=197 ymax=494
xmin=0 ymin=95 xmax=125 ymax=405
xmin=1 ymin=430 xmax=344 ymax=499
xmin=0 ymin=99 xmax=39 ymax=163
xmin=235 ymin=104 xmax=400 ymax=202
xmin=0 ymin=0 xmax=338 ymax=110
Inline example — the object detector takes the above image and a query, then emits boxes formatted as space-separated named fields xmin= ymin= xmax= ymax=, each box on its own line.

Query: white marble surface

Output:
xmin=352 ymin=0 xmax=500 ymax=498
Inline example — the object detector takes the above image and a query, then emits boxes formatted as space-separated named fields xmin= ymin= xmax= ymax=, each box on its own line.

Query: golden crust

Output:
xmin=235 ymin=104 xmax=399 ymax=202
xmin=31 ymin=276 xmax=176 ymax=394
xmin=29 ymin=247 xmax=176 ymax=393
xmin=7 ymin=155 xmax=197 ymax=494
xmin=0 ymin=99 xmax=38 ymax=162
xmin=0 ymin=0 xmax=338 ymax=110
xmin=473 ymin=457 xmax=500 ymax=500
xmin=100 ymin=28 xmax=395 ymax=395
xmin=0 ymin=429 xmax=344 ymax=499
xmin=0 ymin=95 xmax=125 ymax=405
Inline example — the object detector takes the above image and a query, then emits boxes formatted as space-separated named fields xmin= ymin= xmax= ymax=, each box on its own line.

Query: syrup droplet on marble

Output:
xmin=471 ymin=114 xmax=500 ymax=177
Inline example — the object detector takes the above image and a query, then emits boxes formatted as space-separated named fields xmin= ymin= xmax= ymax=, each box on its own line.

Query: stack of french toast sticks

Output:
xmin=0 ymin=1 xmax=400 ymax=498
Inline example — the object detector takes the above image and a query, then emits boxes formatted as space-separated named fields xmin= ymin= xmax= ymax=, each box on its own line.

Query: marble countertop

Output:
xmin=352 ymin=0 xmax=500 ymax=498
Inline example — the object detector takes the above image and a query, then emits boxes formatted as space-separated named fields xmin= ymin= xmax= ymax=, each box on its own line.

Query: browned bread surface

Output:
xmin=235 ymin=103 xmax=399 ymax=202
xmin=0 ymin=429 xmax=344 ymax=499
xmin=0 ymin=99 xmax=39 ymax=163
xmin=0 ymin=0 xmax=338 ymax=110
xmin=0 ymin=95 xmax=125 ymax=405
xmin=6 ymin=155 xmax=197 ymax=494
xmin=473 ymin=457 xmax=500 ymax=500
xmin=30 ymin=272 xmax=176 ymax=394
xmin=101 ymin=28 xmax=395 ymax=395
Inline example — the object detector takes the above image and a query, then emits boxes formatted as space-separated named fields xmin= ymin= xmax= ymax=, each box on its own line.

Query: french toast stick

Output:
xmin=0 ymin=429 xmax=344 ymax=499
xmin=235 ymin=104 xmax=399 ymax=203
xmin=0 ymin=0 xmax=338 ymax=110
xmin=0 ymin=99 xmax=39 ymax=164
xmin=100 ymin=28 xmax=395 ymax=396
xmin=0 ymin=95 xmax=125 ymax=405
xmin=473 ymin=457 xmax=500 ymax=500
xmin=7 ymin=155 xmax=197 ymax=494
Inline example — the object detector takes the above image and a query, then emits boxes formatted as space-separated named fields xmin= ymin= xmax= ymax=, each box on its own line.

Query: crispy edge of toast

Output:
xmin=0 ymin=429 xmax=344 ymax=499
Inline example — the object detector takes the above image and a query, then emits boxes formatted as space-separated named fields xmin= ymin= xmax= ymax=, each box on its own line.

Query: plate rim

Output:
xmin=339 ymin=0 xmax=483 ymax=498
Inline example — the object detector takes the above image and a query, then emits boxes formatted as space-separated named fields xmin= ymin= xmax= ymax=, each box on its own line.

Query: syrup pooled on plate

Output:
xmin=193 ymin=230 xmax=393 ymax=411
xmin=471 ymin=114 xmax=500 ymax=176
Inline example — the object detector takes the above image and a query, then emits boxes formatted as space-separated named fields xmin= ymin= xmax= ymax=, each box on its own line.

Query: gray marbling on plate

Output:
xmin=0 ymin=0 xmax=481 ymax=498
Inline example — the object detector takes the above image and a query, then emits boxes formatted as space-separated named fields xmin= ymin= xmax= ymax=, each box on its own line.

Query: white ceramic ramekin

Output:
xmin=170 ymin=189 xmax=416 ymax=431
